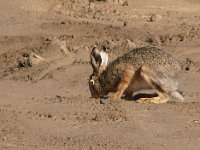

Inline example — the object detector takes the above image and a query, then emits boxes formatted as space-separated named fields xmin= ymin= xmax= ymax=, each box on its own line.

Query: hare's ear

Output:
xmin=90 ymin=47 xmax=108 ymax=75
xmin=99 ymin=50 xmax=108 ymax=70
xmin=90 ymin=47 xmax=102 ymax=74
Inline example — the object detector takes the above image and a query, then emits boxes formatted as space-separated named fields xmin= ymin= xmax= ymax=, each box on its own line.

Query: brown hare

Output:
xmin=88 ymin=46 xmax=184 ymax=104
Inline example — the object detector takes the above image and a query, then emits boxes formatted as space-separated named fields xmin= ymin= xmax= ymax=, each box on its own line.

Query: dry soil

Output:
xmin=0 ymin=0 xmax=200 ymax=149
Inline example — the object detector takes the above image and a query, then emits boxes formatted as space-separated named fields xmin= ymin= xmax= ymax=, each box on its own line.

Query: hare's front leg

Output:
xmin=110 ymin=68 xmax=134 ymax=100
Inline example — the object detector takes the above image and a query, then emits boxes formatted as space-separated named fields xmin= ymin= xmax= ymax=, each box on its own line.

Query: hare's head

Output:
xmin=88 ymin=47 xmax=108 ymax=98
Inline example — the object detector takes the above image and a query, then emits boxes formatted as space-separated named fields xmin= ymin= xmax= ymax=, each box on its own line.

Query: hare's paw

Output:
xmin=136 ymin=97 xmax=168 ymax=104
xmin=110 ymin=93 xmax=121 ymax=101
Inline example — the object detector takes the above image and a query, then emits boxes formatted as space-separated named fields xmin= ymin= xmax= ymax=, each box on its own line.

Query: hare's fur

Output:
xmin=89 ymin=46 xmax=184 ymax=103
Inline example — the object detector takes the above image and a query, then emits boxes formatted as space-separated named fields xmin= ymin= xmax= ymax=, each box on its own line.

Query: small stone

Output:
xmin=113 ymin=9 xmax=118 ymax=14
xmin=61 ymin=21 xmax=66 ymax=24
xmin=185 ymin=66 xmax=190 ymax=71
xmin=122 ymin=1 xmax=129 ymax=6
xmin=118 ymin=0 xmax=124 ymax=4
xmin=125 ymin=39 xmax=136 ymax=48
xmin=28 ymin=52 xmax=46 ymax=66
xmin=47 ymin=114 xmax=53 ymax=118
xmin=88 ymin=3 xmax=95 ymax=12
xmin=100 ymin=99 xmax=107 ymax=104
xmin=148 ymin=14 xmax=162 ymax=22
xmin=72 ymin=46 xmax=79 ymax=52
xmin=123 ymin=21 xmax=128 ymax=26
xmin=59 ymin=41 xmax=70 ymax=56
xmin=146 ymin=35 xmax=162 ymax=46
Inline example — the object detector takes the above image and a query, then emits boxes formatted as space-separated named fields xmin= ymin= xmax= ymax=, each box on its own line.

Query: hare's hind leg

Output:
xmin=136 ymin=93 xmax=169 ymax=104
xmin=110 ymin=68 xmax=134 ymax=100
xmin=136 ymin=64 xmax=169 ymax=104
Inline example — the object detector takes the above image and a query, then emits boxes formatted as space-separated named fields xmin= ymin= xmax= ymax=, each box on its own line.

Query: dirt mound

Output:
xmin=0 ymin=36 xmax=75 ymax=81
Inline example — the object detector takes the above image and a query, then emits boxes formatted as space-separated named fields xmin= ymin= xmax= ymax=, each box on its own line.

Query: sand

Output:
xmin=0 ymin=0 xmax=200 ymax=149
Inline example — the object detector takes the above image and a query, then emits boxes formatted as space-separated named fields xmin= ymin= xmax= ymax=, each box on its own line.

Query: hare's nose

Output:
xmin=90 ymin=95 xmax=98 ymax=99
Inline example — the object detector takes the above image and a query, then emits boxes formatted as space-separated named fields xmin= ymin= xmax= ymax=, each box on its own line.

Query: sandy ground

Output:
xmin=0 ymin=0 xmax=200 ymax=149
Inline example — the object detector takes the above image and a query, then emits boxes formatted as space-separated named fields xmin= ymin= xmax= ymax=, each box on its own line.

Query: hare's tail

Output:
xmin=169 ymin=91 xmax=184 ymax=102
xmin=159 ymin=78 xmax=184 ymax=102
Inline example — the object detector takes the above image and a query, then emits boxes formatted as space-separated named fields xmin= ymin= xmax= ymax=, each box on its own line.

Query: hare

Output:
xmin=88 ymin=46 xmax=184 ymax=104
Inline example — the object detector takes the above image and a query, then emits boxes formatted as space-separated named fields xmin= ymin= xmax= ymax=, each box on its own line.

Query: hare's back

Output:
xmin=112 ymin=46 xmax=181 ymax=77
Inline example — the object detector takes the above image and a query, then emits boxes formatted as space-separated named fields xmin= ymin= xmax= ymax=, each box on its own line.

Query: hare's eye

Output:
xmin=89 ymin=80 xmax=95 ymax=86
